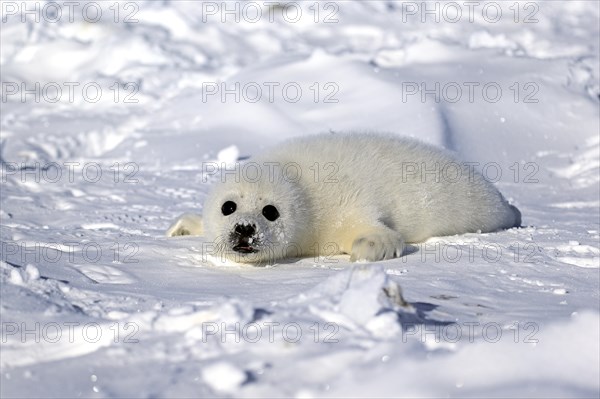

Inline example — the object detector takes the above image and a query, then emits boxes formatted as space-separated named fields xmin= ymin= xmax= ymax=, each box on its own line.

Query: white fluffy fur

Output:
xmin=167 ymin=133 xmax=521 ymax=264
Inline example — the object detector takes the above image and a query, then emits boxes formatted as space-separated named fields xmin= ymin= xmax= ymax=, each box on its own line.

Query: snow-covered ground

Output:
xmin=1 ymin=1 xmax=599 ymax=397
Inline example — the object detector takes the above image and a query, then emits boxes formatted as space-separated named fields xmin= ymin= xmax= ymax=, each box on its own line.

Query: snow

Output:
xmin=201 ymin=361 xmax=247 ymax=394
xmin=1 ymin=1 xmax=599 ymax=397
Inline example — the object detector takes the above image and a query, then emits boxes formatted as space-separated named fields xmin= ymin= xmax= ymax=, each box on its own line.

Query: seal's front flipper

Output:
xmin=166 ymin=213 xmax=204 ymax=237
xmin=350 ymin=227 xmax=405 ymax=262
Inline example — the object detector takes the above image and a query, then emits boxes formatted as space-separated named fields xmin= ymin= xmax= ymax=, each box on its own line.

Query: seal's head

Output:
xmin=203 ymin=164 xmax=310 ymax=264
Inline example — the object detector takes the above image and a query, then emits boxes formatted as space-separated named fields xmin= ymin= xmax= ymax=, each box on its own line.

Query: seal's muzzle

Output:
xmin=231 ymin=223 xmax=258 ymax=253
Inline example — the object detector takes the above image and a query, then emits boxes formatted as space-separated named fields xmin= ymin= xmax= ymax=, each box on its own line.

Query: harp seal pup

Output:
xmin=167 ymin=133 xmax=521 ymax=264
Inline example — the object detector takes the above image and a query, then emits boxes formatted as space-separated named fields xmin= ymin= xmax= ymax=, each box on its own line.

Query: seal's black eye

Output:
xmin=221 ymin=201 xmax=237 ymax=216
xmin=262 ymin=205 xmax=280 ymax=221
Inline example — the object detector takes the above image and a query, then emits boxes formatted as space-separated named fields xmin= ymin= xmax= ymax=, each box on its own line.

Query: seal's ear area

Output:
xmin=166 ymin=213 xmax=204 ymax=236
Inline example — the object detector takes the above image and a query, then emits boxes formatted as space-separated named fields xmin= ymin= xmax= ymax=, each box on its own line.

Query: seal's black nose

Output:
xmin=234 ymin=223 xmax=256 ymax=237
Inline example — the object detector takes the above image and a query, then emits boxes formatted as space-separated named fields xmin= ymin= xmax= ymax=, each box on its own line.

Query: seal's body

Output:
xmin=167 ymin=133 xmax=520 ymax=263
